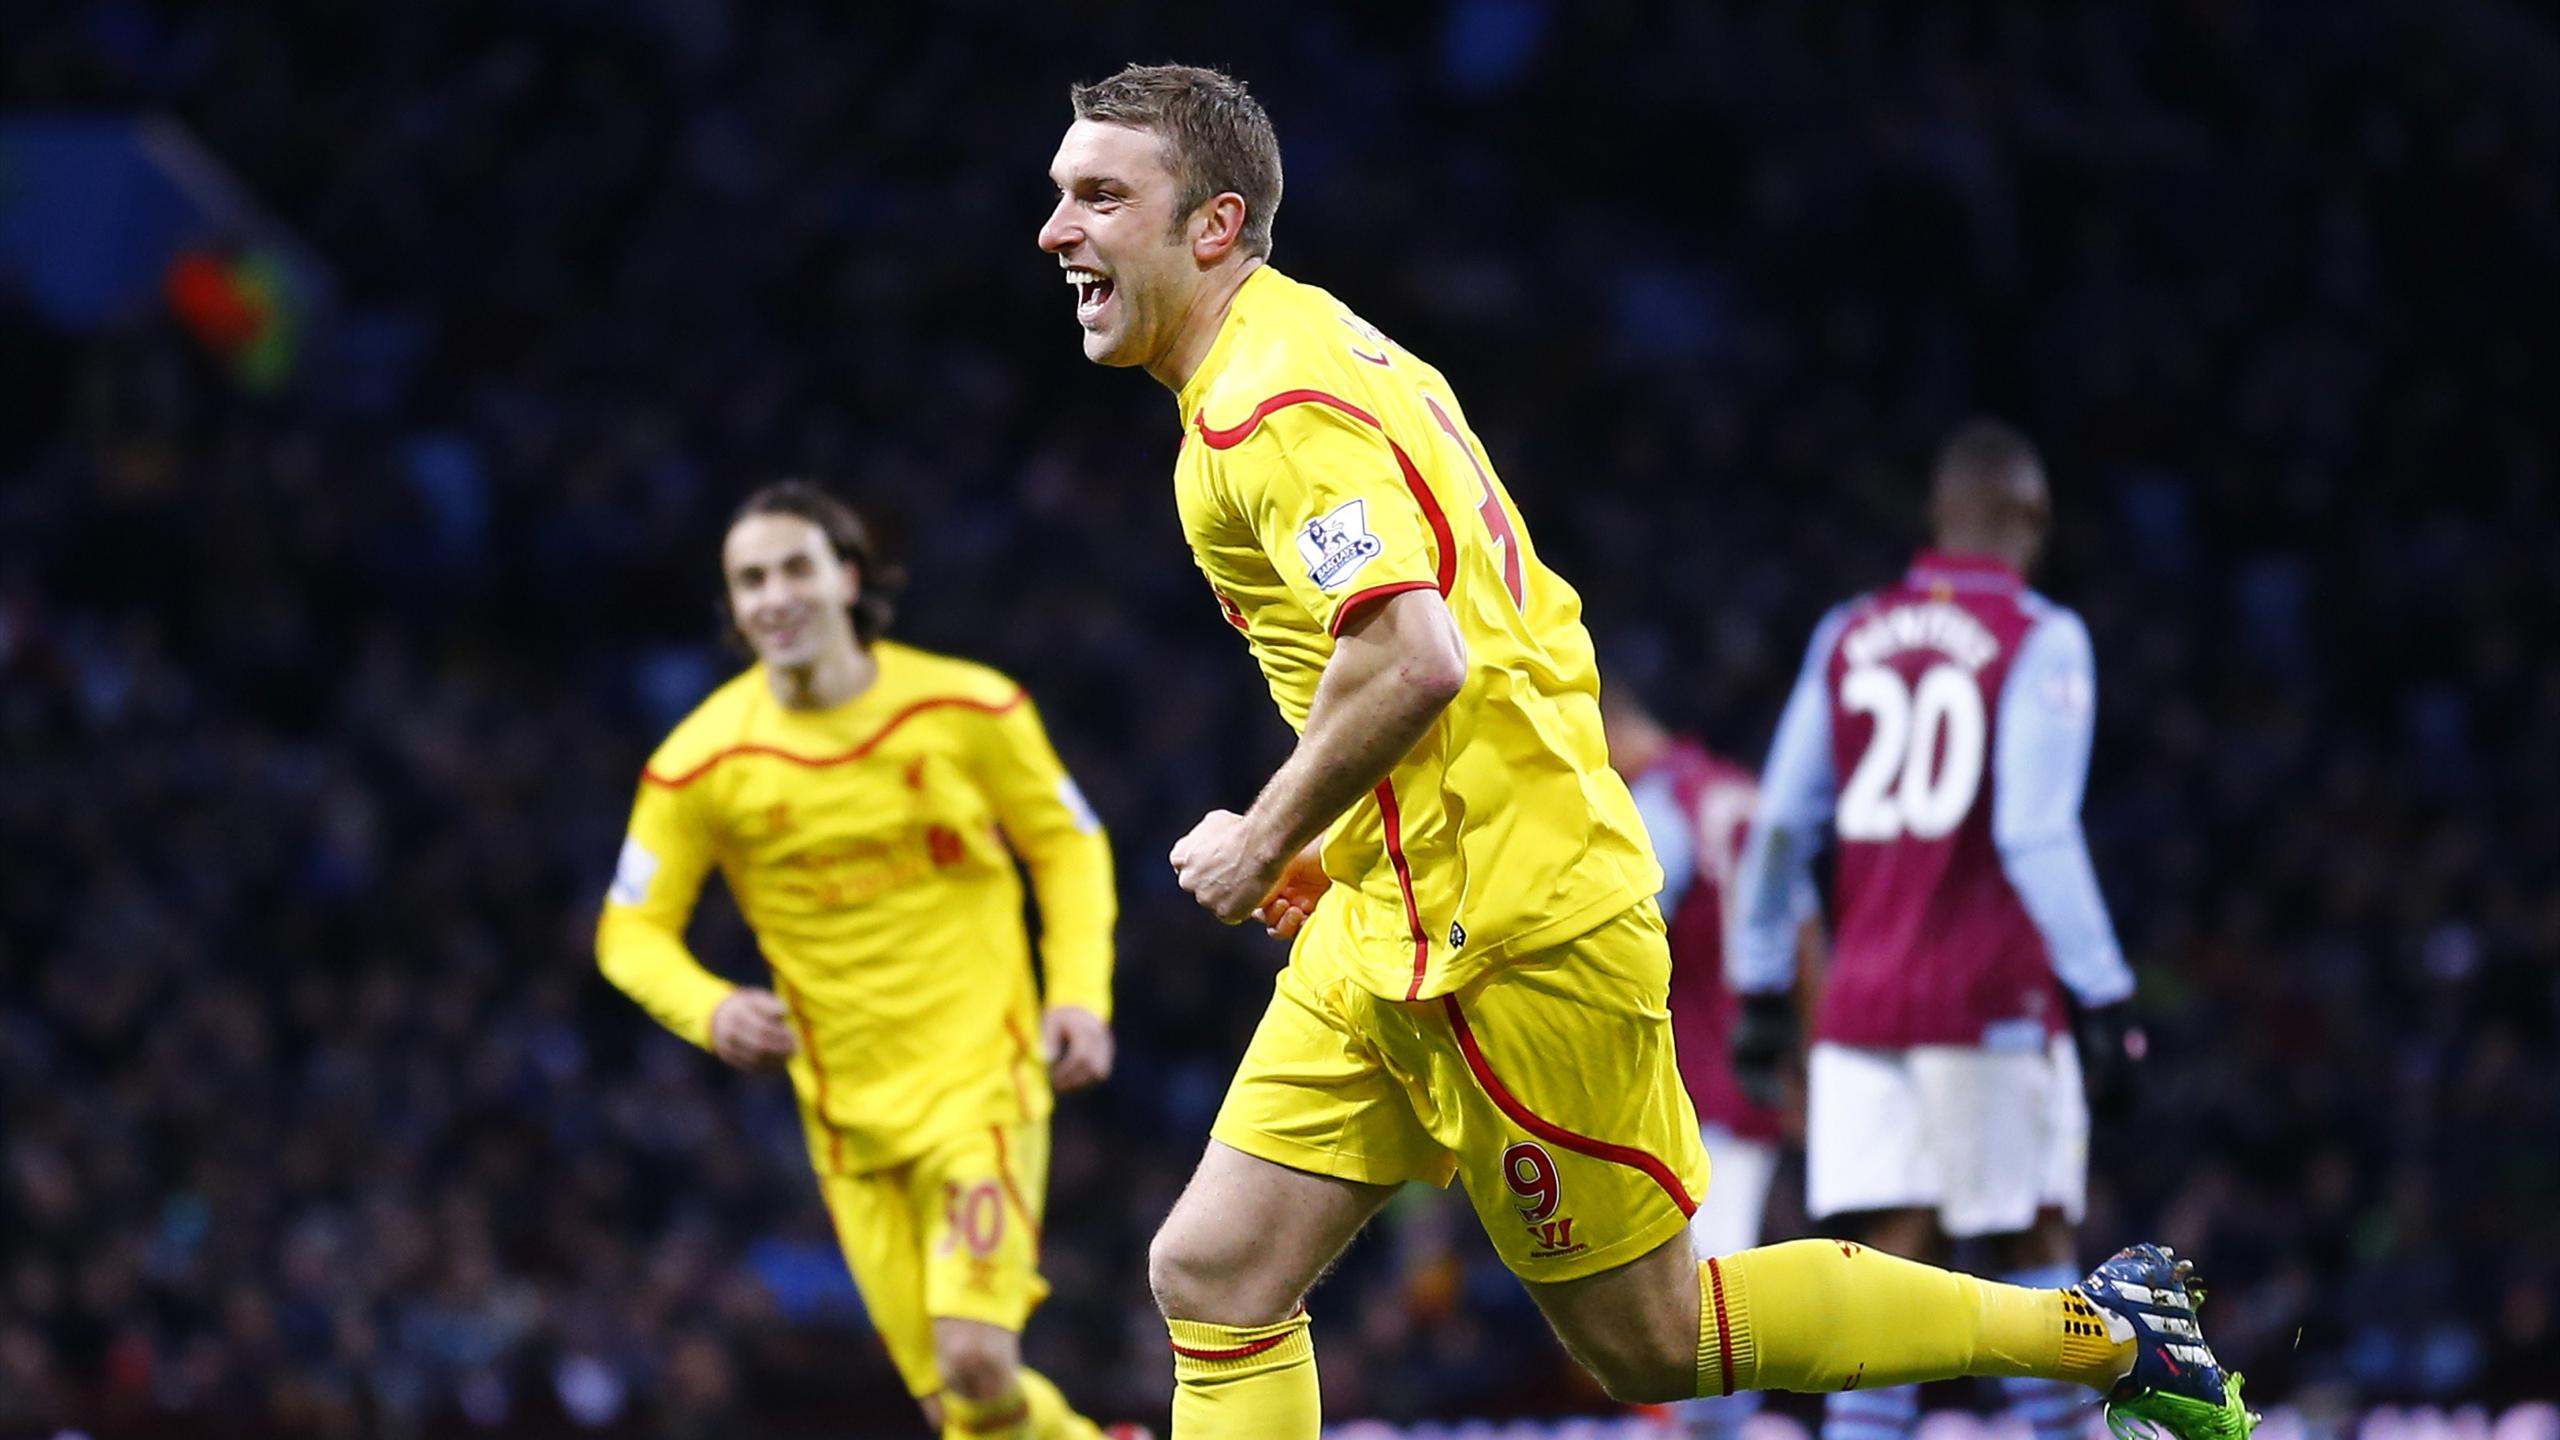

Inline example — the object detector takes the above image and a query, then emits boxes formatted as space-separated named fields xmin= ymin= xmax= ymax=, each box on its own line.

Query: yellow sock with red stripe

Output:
xmin=1167 ymin=1311 xmax=1318 ymax=1440
xmin=1695 ymin=1240 xmax=2135 ymax=1396
xmin=943 ymin=1383 xmax=1033 ymax=1440
xmin=1016 ymin=1367 xmax=1106 ymax=1440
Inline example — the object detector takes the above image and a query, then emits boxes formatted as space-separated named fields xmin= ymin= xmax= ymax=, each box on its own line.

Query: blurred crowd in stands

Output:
xmin=3 ymin=1 xmax=2555 ymax=1435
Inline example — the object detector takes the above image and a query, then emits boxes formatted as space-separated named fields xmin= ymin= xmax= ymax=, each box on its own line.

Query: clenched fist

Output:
xmin=1169 ymin=809 xmax=1289 ymax=924
xmin=709 ymin=988 xmax=796 ymax=1071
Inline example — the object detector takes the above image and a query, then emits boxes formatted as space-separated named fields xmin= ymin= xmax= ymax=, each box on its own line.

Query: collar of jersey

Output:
xmin=1177 ymin=264 xmax=1282 ymax=429
xmin=1905 ymin=548 xmax=2024 ymax=592
xmin=753 ymin=642 xmax=903 ymax=722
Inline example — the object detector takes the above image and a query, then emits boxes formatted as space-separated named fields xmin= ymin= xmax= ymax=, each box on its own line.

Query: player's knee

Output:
xmin=1146 ymin=1220 xmax=1220 ymax=1318
xmin=934 ymin=1328 xmax=1017 ymax=1403
xmin=1147 ymin=1217 xmax=1292 ymax=1325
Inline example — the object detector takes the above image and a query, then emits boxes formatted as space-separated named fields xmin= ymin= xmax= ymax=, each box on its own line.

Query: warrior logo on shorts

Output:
xmin=1503 ymin=1142 xmax=1590 ymax=1260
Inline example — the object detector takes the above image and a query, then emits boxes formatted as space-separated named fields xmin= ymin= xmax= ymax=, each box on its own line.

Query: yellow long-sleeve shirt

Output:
xmin=596 ymin=641 xmax=1116 ymax=1173
xmin=1172 ymin=266 xmax=1659 ymax=1003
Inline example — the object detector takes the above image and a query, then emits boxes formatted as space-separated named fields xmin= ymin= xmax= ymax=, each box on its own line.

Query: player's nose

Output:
xmin=1036 ymin=200 xmax=1076 ymax=253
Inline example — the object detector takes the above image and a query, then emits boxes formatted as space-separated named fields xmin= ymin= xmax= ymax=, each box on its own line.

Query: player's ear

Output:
xmin=1193 ymin=192 xmax=1248 ymax=262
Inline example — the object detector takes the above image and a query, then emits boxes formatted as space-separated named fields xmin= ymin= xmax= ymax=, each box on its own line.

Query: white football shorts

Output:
xmin=1805 ymin=1034 xmax=2087 ymax=1237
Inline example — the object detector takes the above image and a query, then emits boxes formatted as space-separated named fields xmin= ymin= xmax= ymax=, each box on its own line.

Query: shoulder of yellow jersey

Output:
xmin=865 ymin=640 xmax=1028 ymax=712
xmin=1190 ymin=268 xmax=1404 ymax=447
xmin=639 ymin=666 xmax=771 ymax=788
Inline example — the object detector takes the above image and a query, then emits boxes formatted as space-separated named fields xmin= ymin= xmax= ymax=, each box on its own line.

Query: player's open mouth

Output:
xmin=1065 ymin=266 xmax=1114 ymax=325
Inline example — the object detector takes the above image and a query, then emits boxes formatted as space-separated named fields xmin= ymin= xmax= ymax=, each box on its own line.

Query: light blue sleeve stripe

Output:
xmin=1628 ymin=768 xmax=1697 ymax=918
xmin=1727 ymin=606 xmax=1850 ymax=995
xmin=1993 ymin=608 xmax=2134 ymax=1006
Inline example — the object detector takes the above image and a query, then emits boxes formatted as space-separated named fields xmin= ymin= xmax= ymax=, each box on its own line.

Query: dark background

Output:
xmin=3 ymin=1 xmax=2555 ymax=1435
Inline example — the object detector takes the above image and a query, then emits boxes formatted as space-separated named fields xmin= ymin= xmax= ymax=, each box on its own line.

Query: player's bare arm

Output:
xmin=1170 ymin=587 xmax=1466 ymax=922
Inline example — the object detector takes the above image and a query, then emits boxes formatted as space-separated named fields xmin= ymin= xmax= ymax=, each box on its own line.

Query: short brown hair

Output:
xmin=725 ymin=480 xmax=903 ymax=646
xmin=1071 ymin=63 xmax=1283 ymax=259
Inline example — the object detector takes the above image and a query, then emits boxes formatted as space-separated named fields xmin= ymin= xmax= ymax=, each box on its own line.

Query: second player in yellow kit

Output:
xmin=597 ymin=483 xmax=1124 ymax=1440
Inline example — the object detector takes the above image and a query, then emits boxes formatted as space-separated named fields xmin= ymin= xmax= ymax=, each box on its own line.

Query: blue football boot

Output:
xmin=2077 ymin=1244 xmax=2257 ymax=1440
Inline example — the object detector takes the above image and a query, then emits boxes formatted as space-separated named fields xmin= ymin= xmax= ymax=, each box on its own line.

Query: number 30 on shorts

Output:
xmin=940 ymin=1180 xmax=1005 ymax=1257
xmin=1502 ymin=1141 xmax=1562 ymax=1223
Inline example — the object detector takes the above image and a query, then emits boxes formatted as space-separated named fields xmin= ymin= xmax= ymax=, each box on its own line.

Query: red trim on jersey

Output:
xmin=1374 ymin=780 xmax=1431 ymax=999
xmin=1195 ymin=388 xmax=1379 ymax=448
xmin=642 ymin=691 xmax=1027 ymax=787
xmin=1192 ymin=389 xmax=1459 ymax=597
xmin=1439 ymin=995 xmax=1701 ymax=1216
xmin=1706 ymin=1256 xmax=1737 ymax=1396
xmin=1392 ymin=437 xmax=1460 ymax=596
xmin=1002 ymin=1013 xmax=1035 ymax=1122
xmin=774 ymin=977 xmax=841 ymax=1172
xmin=1328 ymin=580 xmax=1437 ymax=637
xmin=991 ymin=1124 xmax=1042 ymax=1254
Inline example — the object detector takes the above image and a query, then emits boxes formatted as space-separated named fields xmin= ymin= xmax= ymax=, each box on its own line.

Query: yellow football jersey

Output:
xmin=596 ymin=641 xmax=1116 ymax=1173
xmin=1173 ymin=265 xmax=1660 ymax=1002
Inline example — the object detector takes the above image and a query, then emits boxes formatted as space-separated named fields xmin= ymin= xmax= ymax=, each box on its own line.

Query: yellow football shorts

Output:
xmin=805 ymin=1113 xmax=1053 ymax=1398
xmin=1211 ymin=900 xmax=1710 ymax=1282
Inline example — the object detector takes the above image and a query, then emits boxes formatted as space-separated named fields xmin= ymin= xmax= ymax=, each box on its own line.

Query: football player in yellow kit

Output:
xmin=1034 ymin=63 xmax=2252 ymax=1440
xmin=598 ymin=481 xmax=1127 ymax=1440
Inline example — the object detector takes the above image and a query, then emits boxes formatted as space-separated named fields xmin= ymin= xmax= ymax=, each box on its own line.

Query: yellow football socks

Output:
xmin=1168 ymin=1310 xmax=1319 ymax=1440
xmin=1697 ymin=1240 xmax=2134 ymax=1397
